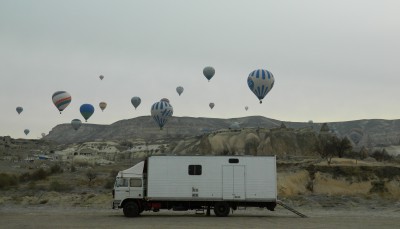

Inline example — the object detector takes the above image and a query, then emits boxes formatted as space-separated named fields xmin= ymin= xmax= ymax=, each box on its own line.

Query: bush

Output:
xmin=371 ymin=149 xmax=394 ymax=162
xmin=48 ymin=181 xmax=72 ymax=192
xmin=19 ymin=172 xmax=31 ymax=182
xmin=109 ymin=169 xmax=118 ymax=178
xmin=86 ymin=170 xmax=97 ymax=186
xmin=0 ymin=173 xmax=18 ymax=189
xmin=104 ymin=179 xmax=114 ymax=189
xmin=19 ymin=168 xmax=49 ymax=183
xmin=30 ymin=168 xmax=48 ymax=181
xmin=49 ymin=164 xmax=63 ymax=174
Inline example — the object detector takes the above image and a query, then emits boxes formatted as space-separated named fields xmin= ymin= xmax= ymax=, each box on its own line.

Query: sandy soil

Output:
xmin=1 ymin=158 xmax=399 ymax=228
xmin=1 ymin=203 xmax=399 ymax=229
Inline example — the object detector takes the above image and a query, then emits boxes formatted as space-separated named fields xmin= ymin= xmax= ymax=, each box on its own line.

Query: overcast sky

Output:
xmin=1 ymin=0 xmax=399 ymax=139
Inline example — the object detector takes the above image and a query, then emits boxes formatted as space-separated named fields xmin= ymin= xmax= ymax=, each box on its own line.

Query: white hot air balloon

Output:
xmin=52 ymin=91 xmax=72 ymax=114
xmin=151 ymin=99 xmax=173 ymax=130
xmin=71 ymin=119 xmax=82 ymax=131
xmin=247 ymin=69 xmax=275 ymax=104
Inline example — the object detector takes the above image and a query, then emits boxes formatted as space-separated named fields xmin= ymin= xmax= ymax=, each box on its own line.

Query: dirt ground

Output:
xmin=1 ymin=204 xmax=399 ymax=229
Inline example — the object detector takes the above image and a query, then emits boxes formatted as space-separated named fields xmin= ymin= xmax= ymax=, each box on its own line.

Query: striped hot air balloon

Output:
xmin=151 ymin=99 xmax=173 ymax=130
xmin=52 ymin=91 xmax=72 ymax=114
xmin=247 ymin=69 xmax=275 ymax=104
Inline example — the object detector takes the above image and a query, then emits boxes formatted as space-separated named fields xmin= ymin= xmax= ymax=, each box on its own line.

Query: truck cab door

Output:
xmin=129 ymin=178 xmax=144 ymax=199
xmin=114 ymin=178 xmax=130 ymax=200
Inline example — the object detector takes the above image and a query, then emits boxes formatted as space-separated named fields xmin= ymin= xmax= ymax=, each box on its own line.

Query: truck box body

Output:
xmin=146 ymin=156 xmax=277 ymax=202
xmin=113 ymin=155 xmax=278 ymax=217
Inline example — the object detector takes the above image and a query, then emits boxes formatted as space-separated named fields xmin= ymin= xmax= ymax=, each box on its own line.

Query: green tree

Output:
xmin=86 ymin=170 xmax=97 ymax=186
xmin=315 ymin=134 xmax=339 ymax=165
xmin=337 ymin=137 xmax=353 ymax=158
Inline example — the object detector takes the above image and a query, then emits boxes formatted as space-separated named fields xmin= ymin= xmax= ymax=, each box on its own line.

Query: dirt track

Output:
xmin=1 ymin=205 xmax=399 ymax=229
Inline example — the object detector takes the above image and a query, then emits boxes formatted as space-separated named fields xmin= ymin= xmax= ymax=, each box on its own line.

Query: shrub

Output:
xmin=0 ymin=173 xmax=18 ymax=189
xmin=50 ymin=164 xmax=63 ymax=174
xmin=103 ymin=179 xmax=114 ymax=189
xmin=109 ymin=169 xmax=118 ymax=178
xmin=39 ymin=199 xmax=48 ymax=204
xmin=86 ymin=170 xmax=97 ymax=186
xmin=371 ymin=149 xmax=394 ymax=162
xmin=30 ymin=168 xmax=48 ymax=181
xmin=19 ymin=172 xmax=31 ymax=182
xmin=48 ymin=181 xmax=72 ymax=192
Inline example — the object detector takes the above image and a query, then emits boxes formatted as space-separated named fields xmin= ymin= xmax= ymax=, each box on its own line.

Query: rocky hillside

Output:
xmin=44 ymin=116 xmax=400 ymax=150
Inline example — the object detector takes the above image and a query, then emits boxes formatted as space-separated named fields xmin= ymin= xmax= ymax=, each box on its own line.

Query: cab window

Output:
xmin=115 ymin=178 xmax=129 ymax=187
xmin=130 ymin=178 xmax=142 ymax=187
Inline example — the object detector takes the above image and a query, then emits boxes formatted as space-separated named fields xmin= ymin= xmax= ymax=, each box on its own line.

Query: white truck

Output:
xmin=112 ymin=155 xmax=277 ymax=217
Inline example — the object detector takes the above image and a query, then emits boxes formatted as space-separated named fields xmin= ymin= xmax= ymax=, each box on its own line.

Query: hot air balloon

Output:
xmin=52 ymin=91 xmax=72 ymax=114
xmin=71 ymin=119 xmax=82 ymax=130
xmin=151 ymin=99 xmax=173 ymax=130
xmin=176 ymin=86 xmax=184 ymax=96
xmin=131 ymin=97 xmax=141 ymax=110
xmin=99 ymin=102 xmax=107 ymax=112
xmin=209 ymin=103 xmax=215 ymax=109
xmin=80 ymin=104 xmax=95 ymax=122
xmin=24 ymin=129 xmax=30 ymax=135
xmin=247 ymin=69 xmax=275 ymax=104
xmin=99 ymin=75 xmax=104 ymax=80
xmin=41 ymin=133 xmax=46 ymax=138
xmin=245 ymin=106 xmax=249 ymax=111
xmin=160 ymin=98 xmax=170 ymax=103
xmin=16 ymin=107 xmax=23 ymax=114
xmin=203 ymin=66 xmax=215 ymax=81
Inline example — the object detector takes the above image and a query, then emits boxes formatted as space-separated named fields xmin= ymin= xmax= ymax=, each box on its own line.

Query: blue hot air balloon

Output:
xmin=151 ymin=99 xmax=173 ymax=130
xmin=247 ymin=69 xmax=275 ymax=104
xmin=80 ymin=104 xmax=95 ymax=122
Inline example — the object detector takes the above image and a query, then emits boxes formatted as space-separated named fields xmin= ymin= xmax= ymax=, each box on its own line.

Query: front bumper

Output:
xmin=112 ymin=200 xmax=121 ymax=209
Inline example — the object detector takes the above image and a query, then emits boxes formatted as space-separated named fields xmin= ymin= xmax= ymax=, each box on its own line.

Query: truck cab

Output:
xmin=112 ymin=161 xmax=145 ymax=210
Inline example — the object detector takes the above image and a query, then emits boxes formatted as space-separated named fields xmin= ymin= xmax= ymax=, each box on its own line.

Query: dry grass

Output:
xmin=278 ymin=170 xmax=310 ymax=196
xmin=312 ymin=172 xmax=372 ymax=195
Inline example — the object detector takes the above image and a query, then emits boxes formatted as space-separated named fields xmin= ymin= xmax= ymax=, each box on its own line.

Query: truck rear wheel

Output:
xmin=123 ymin=202 xmax=139 ymax=217
xmin=214 ymin=202 xmax=230 ymax=217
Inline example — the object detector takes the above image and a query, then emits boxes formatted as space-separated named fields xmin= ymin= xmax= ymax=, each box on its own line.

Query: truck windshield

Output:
xmin=115 ymin=178 xmax=128 ymax=187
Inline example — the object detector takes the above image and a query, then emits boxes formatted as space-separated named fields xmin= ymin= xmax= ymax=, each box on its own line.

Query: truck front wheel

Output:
xmin=123 ymin=202 xmax=139 ymax=217
xmin=214 ymin=202 xmax=230 ymax=217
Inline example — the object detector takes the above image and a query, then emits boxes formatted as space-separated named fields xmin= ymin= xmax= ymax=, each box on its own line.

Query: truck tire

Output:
xmin=214 ymin=202 xmax=230 ymax=217
xmin=123 ymin=202 xmax=139 ymax=217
